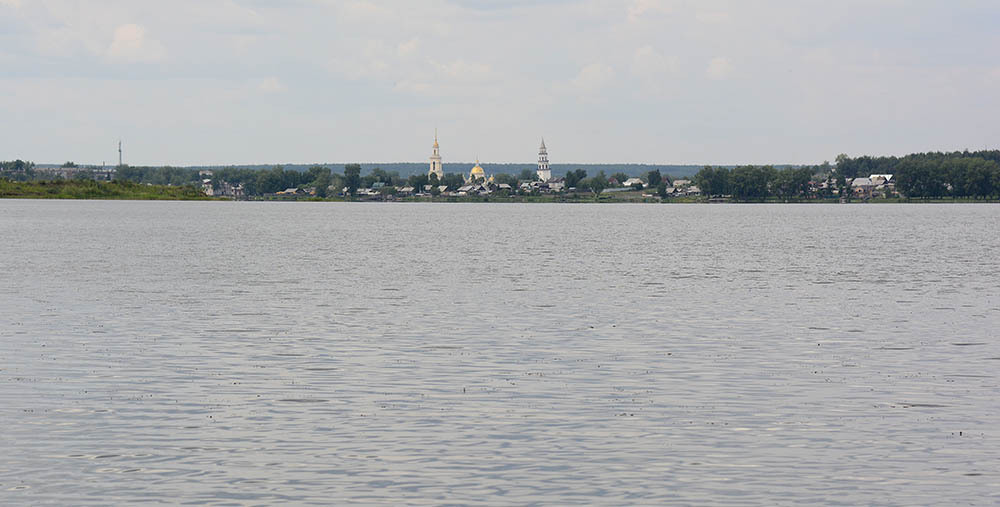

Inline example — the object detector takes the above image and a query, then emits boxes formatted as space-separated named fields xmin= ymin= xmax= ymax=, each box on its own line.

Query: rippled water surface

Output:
xmin=1 ymin=201 xmax=999 ymax=505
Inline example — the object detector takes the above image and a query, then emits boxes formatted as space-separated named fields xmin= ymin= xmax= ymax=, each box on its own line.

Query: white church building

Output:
xmin=536 ymin=138 xmax=551 ymax=182
xmin=428 ymin=130 xmax=444 ymax=181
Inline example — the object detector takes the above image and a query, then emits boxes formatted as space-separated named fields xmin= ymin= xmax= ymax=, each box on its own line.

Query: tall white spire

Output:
xmin=428 ymin=129 xmax=443 ymax=180
xmin=536 ymin=137 xmax=551 ymax=182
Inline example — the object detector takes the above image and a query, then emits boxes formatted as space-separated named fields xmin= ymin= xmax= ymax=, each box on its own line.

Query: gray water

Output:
xmin=1 ymin=201 xmax=998 ymax=505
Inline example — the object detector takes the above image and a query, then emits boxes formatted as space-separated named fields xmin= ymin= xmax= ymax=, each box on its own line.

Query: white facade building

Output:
xmin=428 ymin=130 xmax=444 ymax=181
xmin=536 ymin=138 xmax=551 ymax=182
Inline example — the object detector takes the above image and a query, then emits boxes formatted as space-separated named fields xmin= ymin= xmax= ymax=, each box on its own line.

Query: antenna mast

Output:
xmin=118 ymin=140 xmax=123 ymax=167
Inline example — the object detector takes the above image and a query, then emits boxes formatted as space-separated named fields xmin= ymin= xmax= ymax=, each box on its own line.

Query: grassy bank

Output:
xmin=0 ymin=179 xmax=216 ymax=200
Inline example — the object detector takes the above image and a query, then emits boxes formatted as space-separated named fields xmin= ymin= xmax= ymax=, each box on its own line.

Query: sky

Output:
xmin=2 ymin=0 xmax=999 ymax=166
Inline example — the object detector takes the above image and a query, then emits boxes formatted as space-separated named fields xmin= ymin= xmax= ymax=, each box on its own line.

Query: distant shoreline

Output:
xmin=4 ymin=175 xmax=999 ymax=204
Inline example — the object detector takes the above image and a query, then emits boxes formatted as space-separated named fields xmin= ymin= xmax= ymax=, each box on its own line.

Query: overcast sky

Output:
xmin=2 ymin=0 xmax=998 ymax=166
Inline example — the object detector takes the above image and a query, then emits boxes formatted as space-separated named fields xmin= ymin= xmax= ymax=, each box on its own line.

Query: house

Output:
xmin=672 ymin=179 xmax=692 ymax=188
xmin=869 ymin=174 xmax=893 ymax=186
xmin=622 ymin=177 xmax=645 ymax=188
xmin=852 ymin=177 xmax=874 ymax=197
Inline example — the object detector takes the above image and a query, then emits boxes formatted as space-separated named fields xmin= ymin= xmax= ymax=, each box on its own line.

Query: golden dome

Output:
xmin=470 ymin=160 xmax=485 ymax=178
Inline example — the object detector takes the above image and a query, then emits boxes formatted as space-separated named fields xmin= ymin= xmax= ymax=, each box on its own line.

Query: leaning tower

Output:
xmin=536 ymin=138 xmax=551 ymax=181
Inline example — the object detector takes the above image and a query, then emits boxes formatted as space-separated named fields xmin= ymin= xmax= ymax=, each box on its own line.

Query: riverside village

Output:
xmin=197 ymin=133 xmax=902 ymax=202
xmin=7 ymin=135 xmax=1000 ymax=201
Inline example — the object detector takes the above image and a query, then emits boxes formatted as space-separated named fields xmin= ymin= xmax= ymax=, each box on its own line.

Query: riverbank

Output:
xmin=265 ymin=193 xmax=998 ymax=204
xmin=0 ymin=179 xmax=218 ymax=200
xmin=3 ymin=180 xmax=997 ymax=203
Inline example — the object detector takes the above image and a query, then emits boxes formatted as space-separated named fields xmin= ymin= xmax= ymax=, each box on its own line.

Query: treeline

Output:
xmin=692 ymin=150 xmax=1000 ymax=200
xmin=0 ymin=179 xmax=211 ymax=200
xmin=837 ymin=151 xmax=1000 ymax=199
xmin=0 ymin=159 xmax=38 ymax=181
xmin=694 ymin=166 xmax=818 ymax=200
xmin=116 ymin=166 xmax=201 ymax=186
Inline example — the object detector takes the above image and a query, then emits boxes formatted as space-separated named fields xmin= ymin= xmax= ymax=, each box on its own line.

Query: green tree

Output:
xmin=565 ymin=169 xmax=587 ymax=188
xmin=407 ymin=173 xmax=430 ymax=190
xmin=646 ymin=169 xmax=662 ymax=188
xmin=657 ymin=181 xmax=668 ymax=198
xmin=344 ymin=163 xmax=362 ymax=196
xmin=773 ymin=167 xmax=813 ymax=199
xmin=313 ymin=171 xmax=332 ymax=198
xmin=694 ymin=166 xmax=730 ymax=197
xmin=589 ymin=171 xmax=607 ymax=195
xmin=728 ymin=166 xmax=775 ymax=200
xmin=518 ymin=169 xmax=536 ymax=182
xmin=493 ymin=173 xmax=518 ymax=186
xmin=379 ymin=186 xmax=397 ymax=199
xmin=611 ymin=172 xmax=629 ymax=186
xmin=441 ymin=173 xmax=465 ymax=191
xmin=305 ymin=165 xmax=329 ymax=183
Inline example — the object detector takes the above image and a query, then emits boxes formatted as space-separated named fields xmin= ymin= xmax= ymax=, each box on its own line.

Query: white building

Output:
xmin=428 ymin=130 xmax=444 ymax=181
xmin=536 ymin=138 xmax=551 ymax=182
xmin=623 ymin=177 xmax=645 ymax=188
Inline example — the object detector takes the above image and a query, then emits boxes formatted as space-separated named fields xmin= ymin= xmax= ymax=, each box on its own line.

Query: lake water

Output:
xmin=1 ymin=200 xmax=998 ymax=505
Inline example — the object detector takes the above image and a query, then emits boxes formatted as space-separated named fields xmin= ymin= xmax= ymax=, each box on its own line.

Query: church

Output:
xmin=536 ymin=138 xmax=551 ymax=182
xmin=467 ymin=160 xmax=487 ymax=183
xmin=428 ymin=130 xmax=443 ymax=181
xmin=426 ymin=131 xmax=550 ymax=184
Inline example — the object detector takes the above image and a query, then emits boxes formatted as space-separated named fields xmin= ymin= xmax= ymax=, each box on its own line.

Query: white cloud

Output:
xmin=336 ymin=0 xmax=393 ymax=20
xmin=627 ymin=0 xmax=673 ymax=23
xmin=436 ymin=60 xmax=493 ymax=81
xmin=397 ymin=38 xmax=419 ymax=57
xmin=706 ymin=56 xmax=733 ymax=80
xmin=694 ymin=8 xmax=730 ymax=24
xmin=106 ymin=24 xmax=165 ymax=63
xmin=570 ymin=63 xmax=614 ymax=92
xmin=631 ymin=45 xmax=677 ymax=78
xmin=257 ymin=77 xmax=286 ymax=93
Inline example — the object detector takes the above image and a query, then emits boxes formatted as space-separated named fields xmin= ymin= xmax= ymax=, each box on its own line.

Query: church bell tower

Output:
xmin=536 ymin=138 xmax=551 ymax=182
xmin=428 ymin=130 xmax=444 ymax=181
